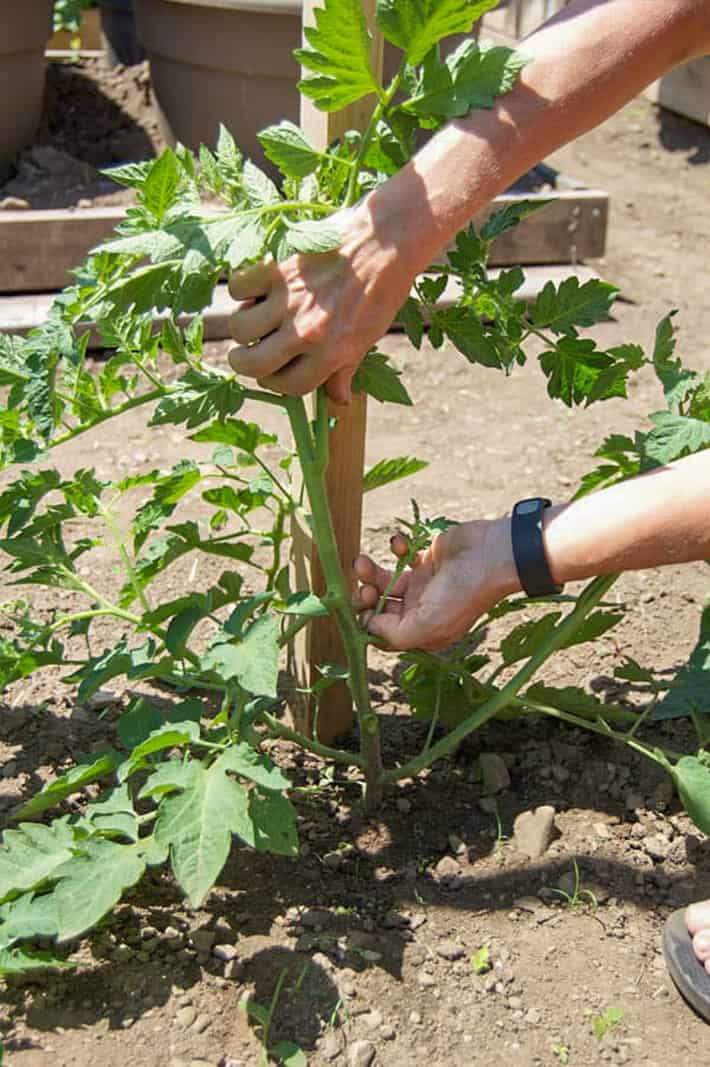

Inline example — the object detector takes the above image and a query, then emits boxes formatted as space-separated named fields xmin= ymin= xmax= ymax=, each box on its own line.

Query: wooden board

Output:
xmin=0 ymin=265 xmax=603 ymax=342
xmin=483 ymin=0 xmax=566 ymax=41
xmin=0 ymin=184 xmax=607 ymax=294
xmin=645 ymin=56 xmax=710 ymax=128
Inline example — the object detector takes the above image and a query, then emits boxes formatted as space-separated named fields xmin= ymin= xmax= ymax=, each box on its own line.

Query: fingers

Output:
xmin=257 ymin=350 xmax=332 ymax=397
xmin=228 ymin=325 xmax=304 ymax=380
xmin=228 ymin=260 xmax=277 ymax=301
xmin=353 ymin=554 xmax=394 ymax=595
xmin=229 ymin=295 xmax=284 ymax=346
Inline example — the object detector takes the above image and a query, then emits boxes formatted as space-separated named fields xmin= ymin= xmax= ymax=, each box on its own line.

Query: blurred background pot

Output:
xmin=98 ymin=0 xmax=145 ymax=67
xmin=1 ymin=1 xmax=54 ymax=176
xmin=134 ymin=0 xmax=476 ymax=171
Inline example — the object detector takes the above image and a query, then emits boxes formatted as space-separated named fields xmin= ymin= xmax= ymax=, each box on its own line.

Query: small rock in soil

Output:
xmin=348 ymin=1040 xmax=376 ymax=1067
xmin=396 ymin=796 xmax=411 ymax=814
xmin=363 ymin=1009 xmax=383 ymax=1030
xmin=192 ymin=1014 xmax=210 ymax=1033
xmin=212 ymin=943 xmax=238 ymax=962
xmin=224 ymin=958 xmax=245 ymax=981
xmin=320 ymin=1029 xmax=345 ymax=1061
xmin=434 ymin=855 xmax=461 ymax=881
xmin=643 ymin=834 xmax=671 ymax=861
xmin=436 ymin=939 xmax=465 ymax=961
xmin=556 ymin=871 xmax=578 ymax=897
xmin=176 ymin=1005 xmax=197 ymax=1029
xmin=479 ymin=753 xmax=511 ymax=793
xmin=191 ymin=929 xmax=215 ymax=953
xmin=513 ymin=805 xmax=557 ymax=859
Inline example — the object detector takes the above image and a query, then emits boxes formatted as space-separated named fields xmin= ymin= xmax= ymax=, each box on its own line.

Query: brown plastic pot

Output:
xmin=134 ymin=0 xmax=477 ymax=169
xmin=0 ymin=1 xmax=53 ymax=173
xmin=134 ymin=0 xmax=304 ymax=167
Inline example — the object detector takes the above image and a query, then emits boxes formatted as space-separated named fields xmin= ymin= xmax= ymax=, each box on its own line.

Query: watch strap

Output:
xmin=511 ymin=497 xmax=563 ymax=598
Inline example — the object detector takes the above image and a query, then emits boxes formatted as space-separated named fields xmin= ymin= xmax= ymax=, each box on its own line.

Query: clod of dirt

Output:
xmin=348 ymin=1039 xmax=376 ymax=1067
xmin=479 ymin=752 xmax=512 ymax=793
xmin=513 ymin=805 xmax=558 ymax=858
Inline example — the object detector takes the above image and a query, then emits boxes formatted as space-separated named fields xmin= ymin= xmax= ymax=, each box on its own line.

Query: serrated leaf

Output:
xmin=0 ymin=820 xmax=76 ymax=902
xmin=154 ymin=756 xmax=249 ymax=906
xmin=376 ymin=0 xmax=497 ymax=66
xmin=150 ymin=369 xmax=245 ymax=430
xmin=276 ymin=591 xmax=329 ymax=617
xmin=363 ymin=455 xmax=428 ymax=493
xmin=0 ymin=893 xmax=58 ymax=949
xmin=652 ymin=310 xmax=696 ymax=411
xmin=246 ymin=791 xmax=299 ymax=856
xmin=190 ymin=417 xmax=275 ymax=452
xmin=440 ymin=307 xmax=501 ymax=368
xmin=654 ymin=601 xmax=710 ymax=720
xmin=0 ymin=945 xmax=72 ymax=976
xmin=352 ymin=350 xmax=411 ymax=405
xmin=53 ymin=838 xmax=147 ymax=942
xmin=271 ymin=1041 xmax=307 ymax=1067
xmin=481 ymin=198 xmax=550 ymax=242
xmin=285 ymin=218 xmax=342 ymax=255
xmin=501 ymin=613 xmax=561 ymax=665
xmin=295 ymin=0 xmax=379 ymax=111
xmin=563 ymin=610 xmax=623 ymax=648
xmin=220 ymin=742 xmax=291 ymax=792
xmin=532 ymin=277 xmax=617 ymax=334
xmin=258 ymin=121 xmax=322 ymax=178
xmin=641 ymin=411 xmax=710 ymax=466
xmin=202 ymin=615 xmax=279 ymax=698
xmin=118 ymin=721 xmax=201 ymax=782
xmin=402 ymin=39 xmax=528 ymax=118
xmin=539 ymin=337 xmax=624 ymax=408
xmin=138 ymin=760 xmax=196 ymax=800
xmin=15 ymin=750 xmax=121 ymax=819
xmin=397 ymin=297 xmax=424 ymax=348
xmin=523 ymin=682 xmax=607 ymax=716
xmin=242 ymin=160 xmax=281 ymax=207
xmin=140 ymin=150 xmax=180 ymax=223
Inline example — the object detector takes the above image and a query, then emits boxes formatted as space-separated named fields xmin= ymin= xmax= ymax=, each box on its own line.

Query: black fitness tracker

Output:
xmin=511 ymin=497 xmax=563 ymax=598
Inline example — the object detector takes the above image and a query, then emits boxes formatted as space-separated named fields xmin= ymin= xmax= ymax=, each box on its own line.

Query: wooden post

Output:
xmin=289 ymin=1 xmax=382 ymax=744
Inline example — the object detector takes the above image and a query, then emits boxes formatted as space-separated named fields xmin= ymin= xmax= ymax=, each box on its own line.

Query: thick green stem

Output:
xmin=262 ymin=711 xmax=364 ymax=767
xmin=285 ymin=395 xmax=383 ymax=807
xmin=384 ymin=573 xmax=619 ymax=783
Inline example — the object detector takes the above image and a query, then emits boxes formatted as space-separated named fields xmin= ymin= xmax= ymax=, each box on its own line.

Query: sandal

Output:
xmin=663 ymin=908 xmax=710 ymax=1022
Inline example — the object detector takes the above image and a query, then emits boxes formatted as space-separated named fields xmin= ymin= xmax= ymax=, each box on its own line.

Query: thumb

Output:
xmin=326 ymin=366 xmax=353 ymax=406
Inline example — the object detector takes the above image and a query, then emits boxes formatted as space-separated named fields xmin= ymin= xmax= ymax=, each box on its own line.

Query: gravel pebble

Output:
xmin=348 ymin=1039 xmax=376 ymax=1067
xmin=212 ymin=943 xmax=238 ymax=962
xmin=176 ymin=1005 xmax=197 ymax=1029
xmin=513 ymin=806 xmax=557 ymax=859
xmin=436 ymin=939 xmax=465 ymax=961
xmin=479 ymin=753 xmax=511 ymax=793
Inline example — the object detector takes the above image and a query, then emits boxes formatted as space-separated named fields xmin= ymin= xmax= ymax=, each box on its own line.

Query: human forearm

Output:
xmin=365 ymin=0 xmax=710 ymax=275
xmin=542 ymin=451 xmax=710 ymax=585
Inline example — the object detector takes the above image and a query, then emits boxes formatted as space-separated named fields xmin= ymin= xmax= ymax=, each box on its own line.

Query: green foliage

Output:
xmin=471 ymin=945 xmax=491 ymax=974
xmin=2 ymin=0 xmax=710 ymax=981
xmin=591 ymin=1006 xmax=623 ymax=1040
xmin=654 ymin=600 xmax=710 ymax=720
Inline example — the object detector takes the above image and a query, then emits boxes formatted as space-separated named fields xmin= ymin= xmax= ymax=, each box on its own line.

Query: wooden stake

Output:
xmin=288 ymin=2 xmax=382 ymax=743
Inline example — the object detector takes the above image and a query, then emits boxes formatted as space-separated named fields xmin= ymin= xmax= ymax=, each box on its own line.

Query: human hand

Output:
xmin=227 ymin=202 xmax=419 ymax=406
xmin=352 ymin=521 xmax=521 ymax=652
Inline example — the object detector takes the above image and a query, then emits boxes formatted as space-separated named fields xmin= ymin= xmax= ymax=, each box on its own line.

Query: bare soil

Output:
xmin=2 ymin=56 xmax=710 ymax=1067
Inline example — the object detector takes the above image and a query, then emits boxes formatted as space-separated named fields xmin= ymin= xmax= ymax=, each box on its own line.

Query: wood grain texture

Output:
xmin=287 ymin=1 xmax=380 ymax=742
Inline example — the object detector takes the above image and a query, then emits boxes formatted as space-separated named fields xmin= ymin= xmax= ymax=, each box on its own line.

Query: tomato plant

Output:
xmin=2 ymin=0 xmax=710 ymax=976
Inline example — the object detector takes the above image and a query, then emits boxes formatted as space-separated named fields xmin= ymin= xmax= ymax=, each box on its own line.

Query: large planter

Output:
xmin=135 ymin=0 xmax=304 ymax=166
xmin=0 ymin=1 xmax=53 ymax=173
xmin=135 ymin=0 xmax=474 ymax=169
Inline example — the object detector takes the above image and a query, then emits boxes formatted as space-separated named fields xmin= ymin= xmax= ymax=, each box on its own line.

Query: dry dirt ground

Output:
xmin=2 ymin=56 xmax=710 ymax=1067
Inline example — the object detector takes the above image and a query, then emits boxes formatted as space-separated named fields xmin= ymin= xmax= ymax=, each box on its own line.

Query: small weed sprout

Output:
xmin=552 ymin=1044 xmax=570 ymax=1065
xmin=590 ymin=1006 xmax=624 ymax=1040
xmin=471 ymin=946 xmax=492 ymax=974
xmin=550 ymin=858 xmax=598 ymax=911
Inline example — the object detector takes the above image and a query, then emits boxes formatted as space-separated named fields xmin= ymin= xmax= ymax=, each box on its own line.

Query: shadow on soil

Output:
xmin=655 ymin=105 xmax=710 ymax=166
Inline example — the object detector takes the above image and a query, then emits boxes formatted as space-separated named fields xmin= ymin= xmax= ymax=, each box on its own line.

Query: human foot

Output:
xmin=686 ymin=901 xmax=710 ymax=974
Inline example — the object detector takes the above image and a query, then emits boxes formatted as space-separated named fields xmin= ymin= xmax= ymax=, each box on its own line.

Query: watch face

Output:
xmin=516 ymin=499 xmax=541 ymax=516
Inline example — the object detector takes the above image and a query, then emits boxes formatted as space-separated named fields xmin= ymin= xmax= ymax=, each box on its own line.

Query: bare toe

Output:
xmin=692 ymin=929 xmax=710 ymax=963
xmin=686 ymin=900 xmax=710 ymax=936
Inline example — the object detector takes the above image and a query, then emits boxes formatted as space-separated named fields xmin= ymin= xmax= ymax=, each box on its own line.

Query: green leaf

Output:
xmin=150 ymin=369 xmax=245 ymax=430
xmin=523 ymin=683 xmax=608 ymax=717
xmin=0 ymin=820 xmax=75 ymax=902
xmin=352 ymin=350 xmax=411 ymax=405
xmin=470 ymin=945 xmax=491 ymax=974
xmin=397 ymin=297 xmax=425 ymax=348
xmin=402 ymin=39 xmax=528 ymax=118
xmin=190 ymin=417 xmax=275 ymax=452
xmin=202 ymin=615 xmax=280 ymax=698
xmin=118 ymin=721 xmax=201 ymax=783
xmin=295 ymin=0 xmax=379 ymax=111
xmin=376 ymin=0 xmax=497 ymax=66
xmin=0 ymin=945 xmax=72 ymax=977
xmin=84 ymin=785 xmax=139 ymax=842
xmin=271 ymin=1041 xmax=307 ymax=1067
xmin=242 ymin=160 xmax=282 ymax=207
xmin=139 ymin=760 xmax=197 ymax=801
xmin=15 ymin=750 xmax=121 ymax=819
xmin=400 ymin=650 xmax=490 ymax=727
xmin=53 ymin=838 xmax=147 ymax=942
xmin=562 ymin=610 xmax=623 ymax=648
xmin=220 ymin=743 xmax=291 ymax=792
xmin=614 ymin=656 xmax=658 ymax=686
xmin=654 ymin=601 xmax=710 ymax=720
xmin=140 ymin=150 xmax=180 ymax=223
xmin=539 ymin=337 xmax=624 ymax=408
xmin=532 ymin=277 xmax=617 ymax=334
xmin=651 ymin=310 xmax=696 ymax=411
xmin=363 ymin=455 xmax=428 ymax=493
xmin=247 ymin=791 xmax=299 ymax=856
xmin=440 ymin=307 xmax=502 ymax=369
xmin=258 ymin=121 xmax=321 ymax=178
xmin=501 ymin=613 xmax=561 ymax=666
xmin=481 ymin=198 xmax=550 ymax=242
xmin=276 ymin=592 xmax=329 ymax=617
xmin=284 ymin=219 xmax=342 ymax=255
xmin=672 ymin=756 xmax=710 ymax=835
xmin=641 ymin=411 xmax=710 ymax=466
xmin=0 ymin=892 xmax=58 ymax=949
xmin=154 ymin=755 xmax=250 ymax=906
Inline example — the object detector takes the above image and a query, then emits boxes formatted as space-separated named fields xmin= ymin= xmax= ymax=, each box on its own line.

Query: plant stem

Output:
xmin=384 ymin=573 xmax=619 ymax=782
xmin=99 ymin=502 xmax=152 ymax=614
xmin=344 ymin=62 xmax=405 ymax=207
xmin=261 ymin=711 xmax=363 ymax=767
xmin=285 ymin=394 xmax=383 ymax=806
